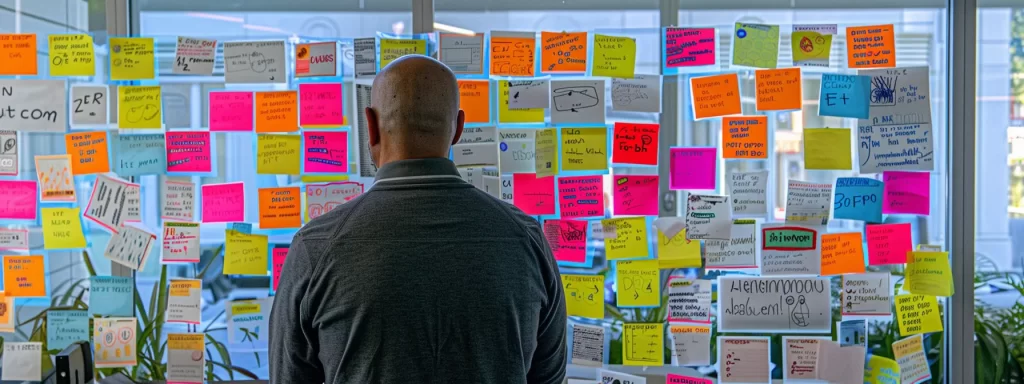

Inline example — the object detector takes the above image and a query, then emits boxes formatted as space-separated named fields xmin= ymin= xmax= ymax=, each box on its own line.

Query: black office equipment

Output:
xmin=48 ymin=341 xmax=93 ymax=384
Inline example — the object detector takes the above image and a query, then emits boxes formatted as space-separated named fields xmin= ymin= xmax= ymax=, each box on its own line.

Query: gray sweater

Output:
xmin=269 ymin=158 xmax=567 ymax=384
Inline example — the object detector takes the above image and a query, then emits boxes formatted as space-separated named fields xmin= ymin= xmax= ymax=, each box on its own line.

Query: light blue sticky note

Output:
xmin=230 ymin=222 xmax=252 ymax=235
xmin=89 ymin=276 xmax=134 ymax=317
xmin=833 ymin=177 xmax=884 ymax=223
xmin=818 ymin=74 xmax=870 ymax=119
xmin=116 ymin=134 xmax=166 ymax=177
xmin=47 ymin=310 xmax=89 ymax=351
xmin=838 ymin=319 xmax=867 ymax=347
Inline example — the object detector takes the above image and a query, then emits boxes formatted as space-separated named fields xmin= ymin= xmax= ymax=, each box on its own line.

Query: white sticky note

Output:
xmin=728 ymin=170 xmax=768 ymax=217
xmin=551 ymin=79 xmax=606 ymax=124
xmin=167 ymin=334 xmax=205 ymax=383
xmin=570 ymin=323 xmax=605 ymax=367
xmin=611 ymin=74 xmax=661 ymax=113
xmin=2 ymin=342 xmax=42 ymax=381
xmin=841 ymin=273 xmax=892 ymax=316
xmin=816 ymin=340 xmax=867 ymax=383
xmin=173 ymin=36 xmax=217 ymax=75
xmin=0 ymin=79 xmax=67 ymax=132
xmin=222 ymin=40 xmax=286 ymax=84
xmin=457 ymin=126 xmax=497 ymax=144
xmin=453 ymin=142 xmax=498 ymax=167
xmin=704 ymin=221 xmax=758 ymax=269
xmin=508 ymin=79 xmax=550 ymax=109
xmin=785 ymin=179 xmax=833 ymax=226
xmin=70 ymin=84 xmax=109 ymax=126
xmin=104 ymin=223 xmax=156 ymax=271
xmin=498 ymin=129 xmax=536 ymax=174
xmin=439 ymin=33 xmax=484 ymax=74
xmin=667 ymin=278 xmax=712 ymax=323
xmin=669 ymin=325 xmax=711 ymax=366
xmin=685 ymin=194 xmax=732 ymax=240
xmin=162 ymin=180 xmax=196 ymax=221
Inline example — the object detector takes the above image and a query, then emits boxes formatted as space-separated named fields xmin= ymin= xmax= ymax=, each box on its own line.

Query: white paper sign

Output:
xmin=440 ymin=33 xmax=484 ymax=74
xmin=223 ymin=40 xmax=286 ymax=84
xmin=728 ymin=170 xmax=768 ymax=216
xmin=84 ymin=174 xmax=136 ymax=233
xmin=842 ymin=272 xmax=891 ymax=316
xmin=453 ymin=142 xmax=498 ymax=167
xmin=162 ymin=222 xmax=200 ymax=263
xmin=125 ymin=183 xmax=141 ymax=223
xmin=458 ymin=126 xmax=496 ymax=144
xmin=508 ymin=79 xmax=550 ymax=109
xmin=550 ymin=79 xmax=606 ymax=124
xmin=611 ymin=74 xmax=661 ymax=113
xmin=498 ymin=129 xmax=536 ymax=173
xmin=599 ymin=370 xmax=646 ymax=384
xmin=858 ymin=66 xmax=933 ymax=173
xmin=685 ymin=194 xmax=732 ymax=240
xmin=719 ymin=337 xmax=772 ymax=383
xmin=0 ymin=130 xmax=17 ymax=175
xmin=570 ymin=323 xmax=605 ymax=366
xmin=667 ymin=278 xmax=712 ymax=323
xmin=296 ymin=42 xmax=337 ymax=78
xmin=705 ymin=220 xmax=758 ymax=269
xmin=783 ymin=337 xmax=824 ymax=381
xmin=785 ymin=180 xmax=832 ymax=226
xmin=167 ymin=333 xmax=205 ymax=383
xmin=228 ymin=297 xmax=273 ymax=352
xmin=354 ymin=37 xmax=377 ymax=78
xmin=167 ymin=279 xmax=202 ymax=324
xmin=104 ymin=224 xmax=156 ymax=271
xmin=2 ymin=342 xmax=42 ymax=381
xmin=0 ymin=79 xmax=67 ymax=132
xmin=173 ymin=36 xmax=217 ymax=75
xmin=894 ymin=334 xmax=931 ymax=384
xmin=306 ymin=182 xmax=364 ymax=221
xmin=719 ymin=275 xmax=831 ymax=333
xmin=162 ymin=180 xmax=195 ymax=221
xmin=669 ymin=325 xmax=711 ymax=366
xmin=70 ymin=85 xmax=108 ymax=126
xmin=761 ymin=223 xmax=822 ymax=276
xmin=0 ymin=228 xmax=29 ymax=250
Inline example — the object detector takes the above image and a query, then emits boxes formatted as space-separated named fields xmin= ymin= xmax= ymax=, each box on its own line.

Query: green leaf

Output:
xmin=197 ymin=244 xmax=225 ymax=280
xmin=206 ymin=333 xmax=235 ymax=381
xmin=81 ymin=250 xmax=98 ymax=277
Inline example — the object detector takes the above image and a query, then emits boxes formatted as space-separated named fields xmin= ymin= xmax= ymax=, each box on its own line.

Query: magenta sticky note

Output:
xmin=0 ymin=180 xmax=38 ymax=220
xmin=866 ymin=222 xmax=912 ymax=265
xmin=208 ymin=91 xmax=254 ymax=132
xmin=613 ymin=175 xmax=659 ymax=216
xmin=665 ymin=28 xmax=716 ymax=68
xmin=513 ymin=173 xmax=555 ymax=215
xmin=166 ymin=132 xmax=212 ymax=173
xmin=666 ymin=374 xmax=713 ymax=384
xmin=670 ymin=147 xmax=716 ymax=190
xmin=558 ymin=175 xmax=604 ymax=219
xmin=303 ymin=131 xmax=348 ymax=173
xmin=299 ymin=83 xmax=344 ymax=127
xmin=272 ymin=247 xmax=288 ymax=291
xmin=882 ymin=171 xmax=930 ymax=215
xmin=201 ymin=182 xmax=245 ymax=223
xmin=543 ymin=219 xmax=587 ymax=264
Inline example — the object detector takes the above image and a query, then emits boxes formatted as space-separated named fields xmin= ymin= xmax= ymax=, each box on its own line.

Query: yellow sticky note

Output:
xmin=622 ymin=323 xmax=664 ymax=366
xmin=535 ymin=128 xmax=558 ymax=178
xmin=257 ymin=134 xmax=301 ymax=174
xmin=864 ymin=355 xmax=901 ymax=384
xmin=592 ymin=34 xmax=636 ymax=78
xmin=49 ymin=34 xmax=95 ymax=76
xmin=498 ymin=80 xmax=544 ymax=123
xmin=168 ymin=333 xmax=205 ymax=351
xmin=230 ymin=301 xmax=261 ymax=316
xmin=905 ymin=251 xmax=953 ymax=297
xmin=300 ymin=175 xmax=349 ymax=183
xmin=379 ymin=38 xmax=426 ymax=68
xmin=118 ymin=86 xmax=162 ymax=129
xmin=657 ymin=228 xmax=701 ymax=269
xmin=224 ymin=230 xmax=269 ymax=275
xmin=41 ymin=208 xmax=87 ymax=250
xmin=603 ymin=217 xmax=649 ymax=260
xmin=560 ymin=127 xmax=608 ymax=171
xmin=616 ymin=259 xmax=660 ymax=307
xmin=894 ymin=294 xmax=943 ymax=336
xmin=109 ymin=37 xmax=156 ymax=80
xmin=561 ymin=274 xmax=604 ymax=319
xmin=804 ymin=128 xmax=852 ymax=170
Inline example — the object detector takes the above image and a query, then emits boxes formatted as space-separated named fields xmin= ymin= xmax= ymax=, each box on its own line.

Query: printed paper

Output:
xmin=669 ymin=325 xmax=711 ymax=366
xmin=785 ymin=180 xmax=832 ymax=226
xmin=104 ymin=224 xmax=156 ymax=271
xmin=439 ymin=33 xmax=484 ymax=74
xmin=570 ymin=324 xmax=605 ymax=366
xmin=167 ymin=333 xmax=205 ymax=383
xmin=783 ymin=337 xmax=824 ymax=381
xmin=167 ymin=279 xmax=202 ymax=324
xmin=353 ymin=37 xmax=376 ymax=78
xmin=719 ymin=275 xmax=831 ymax=332
xmin=704 ymin=220 xmax=758 ymax=269
xmin=893 ymin=335 xmax=931 ymax=384
xmin=685 ymin=194 xmax=731 ymax=240
xmin=85 ymin=174 xmax=136 ymax=232
xmin=162 ymin=180 xmax=195 ymax=221
xmin=94 ymin=318 xmax=138 ymax=367
xmin=718 ymin=337 xmax=771 ymax=383
xmin=228 ymin=298 xmax=272 ymax=351
xmin=0 ymin=130 xmax=17 ymax=175
xmin=761 ymin=224 xmax=821 ymax=276
xmin=2 ymin=342 xmax=42 ymax=381
xmin=667 ymin=278 xmax=712 ymax=323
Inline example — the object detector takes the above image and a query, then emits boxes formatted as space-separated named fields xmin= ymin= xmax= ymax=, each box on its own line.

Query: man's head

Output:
xmin=366 ymin=55 xmax=465 ymax=167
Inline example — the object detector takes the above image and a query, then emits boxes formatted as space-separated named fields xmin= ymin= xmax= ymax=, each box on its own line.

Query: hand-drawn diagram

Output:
xmin=553 ymin=86 xmax=599 ymax=112
xmin=870 ymin=75 xmax=897 ymax=106
xmin=551 ymin=80 xmax=606 ymax=124
xmin=621 ymin=275 xmax=654 ymax=301
xmin=625 ymin=325 xmax=661 ymax=363
xmin=787 ymin=295 xmax=812 ymax=327
xmin=563 ymin=279 xmax=600 ymax=304
xmin=126 ymin=104 xmax=160 ymax=123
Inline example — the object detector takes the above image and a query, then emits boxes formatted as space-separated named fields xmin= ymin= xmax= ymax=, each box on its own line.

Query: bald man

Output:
xmin=270 ymin=55 xmax=567 ymax=384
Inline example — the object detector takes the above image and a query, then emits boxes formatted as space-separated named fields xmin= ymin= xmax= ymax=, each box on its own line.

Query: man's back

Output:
xmin=270 ymin=158 xmax=567 ymax=384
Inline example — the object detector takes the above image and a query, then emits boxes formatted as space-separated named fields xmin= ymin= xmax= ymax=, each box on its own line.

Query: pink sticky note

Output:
xmin=201 ymin=182 xmax=245 ymax=223
xmin=667 ymin=373 xmax=713 ymax=384
xmin=303 ymin=131 xmax=348 ymax=173
xmin=670 ymin=147 xmax=716 ymax=190
xmin=613 ymin=175 xmax=659 ymax=216
xmin=166 ymin=132 xmax=212 ymax=173
xmin=866 ymin=222 xmax=912 ymax=265
xmin=543 ymin=219 xmax=587 ymax=264
xmin=299 ymin=83 xmax=344 ymax=127
xmin=0 ymin=180 xmax=37 ymax=220
xmin=665 ymin=28 xmax=716 ymax=68
xmin=272 ymin=247 xmax=288 ymax=291
xmin=513 ymin=173 xmax=556 ymax=215
xmin=208 ymin=91 xmax=254 ymax=132
xmin=882 ymin=171 xmax=930 ymax=215
xmin=557 ymin=175 xmax=604 ymax=219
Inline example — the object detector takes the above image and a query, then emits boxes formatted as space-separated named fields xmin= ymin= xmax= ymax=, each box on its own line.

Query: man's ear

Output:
xmin=451 ymin=109 xmax=466 ymax=145
xmin=365 ymin=107 xmax=381 ymax=146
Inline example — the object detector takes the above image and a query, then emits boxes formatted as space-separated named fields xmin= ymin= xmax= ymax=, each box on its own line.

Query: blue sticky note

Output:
xmin=833 ymin=177 xmax=883 ymax=222
xmin=89 ymin=276 xmax=134 ymax=317
xmin=47 ymin=310 xmax=89 ymax=351
xmin=116 ymin=134 xmax=166 ymax=177
xmin=818 ymin=74 xmax=870 ymax=119
xmin=230 ymin=222 xmax=252 ymax=234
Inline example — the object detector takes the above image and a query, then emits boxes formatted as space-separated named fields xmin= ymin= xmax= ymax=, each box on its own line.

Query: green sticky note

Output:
xmin=763 ymin=227 xmax=816 ymax=249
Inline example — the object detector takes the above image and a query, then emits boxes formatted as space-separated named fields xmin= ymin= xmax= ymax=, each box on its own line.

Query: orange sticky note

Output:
xmin=846 ymin=24 xmax=896 ymax=68
xmin=0 ymin=34 xmax=38 ymax=75
xmin=458 ymin=80 xmax=491 ymax=124
xmin=689 ymin=73 xmax=741 ymax=120
xmin=722 ymin=116 xmax=767 ymax=159
xmin=540 ymin=31 xmax=587 ymax=73
xmin=821 ymin=232 xmax=866 ymax=276
xmin=255 ymin=91 xmax=298 ymax=133
xmin=490 ymin=33 xmax=535 ymax=77
xmin=64 ymin=131 xmax=111 ymax=175
xmin=258 ymin=187 xmax=302 ymax=229
xmin=755 ymin=68 xmax=802 ymax=111
xmin=3 ymin=255 xmax=46 ymax=297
